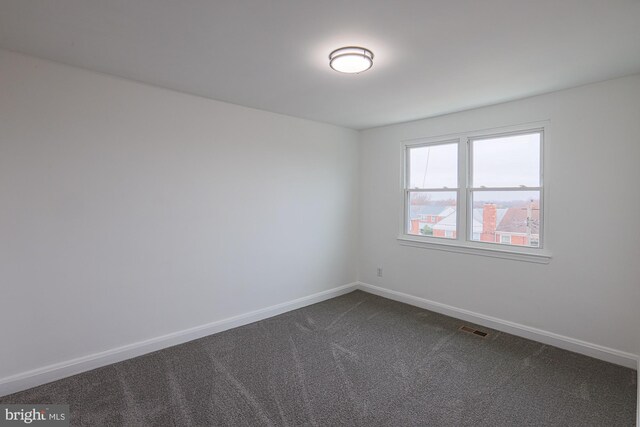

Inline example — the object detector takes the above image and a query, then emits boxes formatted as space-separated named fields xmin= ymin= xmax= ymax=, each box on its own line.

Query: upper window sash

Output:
xmin=468 ymin=128 xmax=544 ymax=190
xmin=405 ymin=140 xmax=459 ymax=191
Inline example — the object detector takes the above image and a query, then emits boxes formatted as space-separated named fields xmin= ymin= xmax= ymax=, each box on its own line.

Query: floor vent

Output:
xmin=459 ymin=325 xmax=488 ymax=338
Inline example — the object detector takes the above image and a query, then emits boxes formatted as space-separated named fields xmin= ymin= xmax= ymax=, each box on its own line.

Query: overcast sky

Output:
xmin=409 ymin=133 xmax=540 ymax=189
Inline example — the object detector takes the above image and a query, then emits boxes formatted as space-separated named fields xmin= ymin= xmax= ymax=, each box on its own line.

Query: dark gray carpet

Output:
xmin=1 ymin=290 xmax=636 ymax=426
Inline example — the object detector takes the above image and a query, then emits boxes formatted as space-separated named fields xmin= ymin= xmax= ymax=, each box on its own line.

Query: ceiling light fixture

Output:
xmin=329 ymin=46 xmax=374 ymax=74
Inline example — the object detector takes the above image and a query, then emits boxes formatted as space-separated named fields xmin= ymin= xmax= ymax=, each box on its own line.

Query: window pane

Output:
xmin=470 ymin=191 xmax=540 ymax=247
xmin=472 ymin=132 xmax=540 ymax=188
xmin=409 ymin=143 xmax=457 ymax=189
xmin=407 ymin=191 xmax=457 ymax=238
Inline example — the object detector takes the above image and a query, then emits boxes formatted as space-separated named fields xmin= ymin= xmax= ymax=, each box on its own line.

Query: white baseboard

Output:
xmin=0 ymin=282 xmax=358 ymax=397
xmin=357 ymin=282 xmax=639 ymax=370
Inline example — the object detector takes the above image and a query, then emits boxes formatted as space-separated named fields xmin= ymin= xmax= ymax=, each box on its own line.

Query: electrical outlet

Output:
xmin=377 ymin=267 xmax=383 ymax=277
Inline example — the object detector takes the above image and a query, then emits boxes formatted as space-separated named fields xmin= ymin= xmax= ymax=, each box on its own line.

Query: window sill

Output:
xmin=397 ymin=235 xmax=552 ymax=264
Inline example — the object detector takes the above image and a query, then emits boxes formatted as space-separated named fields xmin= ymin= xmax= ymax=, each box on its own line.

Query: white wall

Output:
xmin=0 ymin=49 xmax=359 ymax=381
xmin=359 ymin=74 xmax=640 ymax=358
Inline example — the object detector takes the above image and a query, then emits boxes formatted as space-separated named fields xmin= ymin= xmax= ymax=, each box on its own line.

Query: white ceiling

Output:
xmin=1 ymin=1 xmax=640 ymax=130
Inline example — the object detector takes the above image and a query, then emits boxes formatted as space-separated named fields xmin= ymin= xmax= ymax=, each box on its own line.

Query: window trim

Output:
xmin=398 ymin=121 xmax=552 ymax=264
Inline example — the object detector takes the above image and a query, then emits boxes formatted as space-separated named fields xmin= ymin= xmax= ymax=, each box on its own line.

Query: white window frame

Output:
xmin=398 ymin=122 xmax=551 ymax=264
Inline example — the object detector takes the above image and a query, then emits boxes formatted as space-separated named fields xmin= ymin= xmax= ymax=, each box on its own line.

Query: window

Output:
xmin=470 ymin=131 xmax=541 ymax=249
xmin=400 ymin=124 xmax=548 ymax=263
xmin=405 ymin=141 xmax=458 ymax=239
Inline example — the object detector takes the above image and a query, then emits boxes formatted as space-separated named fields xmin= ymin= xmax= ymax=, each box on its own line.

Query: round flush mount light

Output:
xmin=329 ymin=46 xmax=374 ymax=74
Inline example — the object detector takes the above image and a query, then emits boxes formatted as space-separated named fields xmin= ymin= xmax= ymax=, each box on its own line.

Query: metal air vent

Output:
xmin=459 ymin=325 xmax=488 ymax=338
